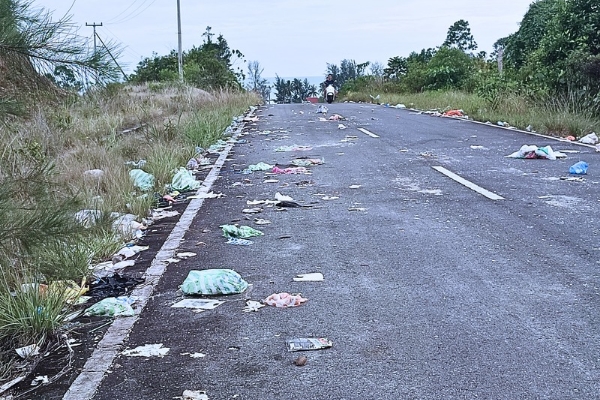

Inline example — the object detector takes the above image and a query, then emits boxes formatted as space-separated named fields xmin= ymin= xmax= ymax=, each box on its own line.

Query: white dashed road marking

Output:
xmin=357 ymin=128 xmax=379 ymax=138
xmin=432 ymin=166 xmax=504 ymax=201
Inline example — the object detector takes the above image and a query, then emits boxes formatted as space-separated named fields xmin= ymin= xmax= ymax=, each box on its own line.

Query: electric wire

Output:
xmin=105 ymin=0 xmax=144 ymax=23
xmin=107 ymin=0 xmax=157 ymax=25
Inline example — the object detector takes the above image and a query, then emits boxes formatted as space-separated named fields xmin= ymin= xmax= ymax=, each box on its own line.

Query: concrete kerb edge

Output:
xmin=401 ymin=106 xmax=598 ymax=150
xmin=61 ymin=112 xmax=253 ymax=400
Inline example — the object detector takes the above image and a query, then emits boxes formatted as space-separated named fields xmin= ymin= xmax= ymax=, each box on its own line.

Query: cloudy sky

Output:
xmin=48 ymin=0 xmax=533 ymax=78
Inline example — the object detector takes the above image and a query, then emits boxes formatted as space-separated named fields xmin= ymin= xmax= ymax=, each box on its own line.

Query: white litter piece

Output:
xmin=166 ymin=258 xmax=181 ymax=263
xmin=242 ymin=208 xmax=262 ymax=214
xmin=176 ymin=252 xmax=197 ymax=259
xmin=338 ymin=124 xmax=347 ymax=130
xmin=275 ymin=192 xmax=294 ymax=202
xmin=171 ymin=299 xmax=224 ymax=311
xmin=579 ymin=132 xmax=598 ymax=144
xmin=117 ymin=245 xmax=149 ymax=259
xmin=321 ymin=196 xmax=339 ymax=200
xmin=293 ymin=273 xmax=324 ymax=282
xmin=182 ymin=390 xmax=209 ymax=400
xmin=470 ymin=145 xmax=488 ymax=150
xmin=254 ymin=218 xmax=272 ymax=225
xmin=189 ymin=352 xmax=207 ymax=358
xmin=243 ymin=300 xmax=266 ymax=312
xmin=263 ymin=179 xmax=279 ymax=183
xmin=15 ymin=344 xmax=40 ymax=359
xmin=151 ymin=210 xmax=179 ymax=220
xmin=187 ymin=192 xmax=225 ymax=199
xmin=349 ymin=185 xmax=362 ymax=189
xmin=30 ymin=375 xmax=49 ymax=386
xmin=122 ymin=343 xmax=170 ymax=358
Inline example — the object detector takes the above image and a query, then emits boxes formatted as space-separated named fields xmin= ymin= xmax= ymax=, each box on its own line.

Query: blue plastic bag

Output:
xmin=569 ymin=161 xmax=588 ymax=175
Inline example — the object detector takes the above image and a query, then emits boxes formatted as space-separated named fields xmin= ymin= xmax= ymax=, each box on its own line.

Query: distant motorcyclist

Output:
xmin=323 ymin=74 xmax=337 ymax=92
xmin=323 ymin=74 xmax=337 ymax=103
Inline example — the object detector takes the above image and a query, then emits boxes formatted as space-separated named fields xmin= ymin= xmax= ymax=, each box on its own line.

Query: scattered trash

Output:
xmin=272 ymin=166 xmax=309 ymax=175
xmin=83 ymin=169 xmax=104 ymax=180
xmin=560 ymin=176 xmax=585 ymax=182
xmin=15 ymin=344 xmax=40 ymax=359
xmin=88 ymin=274 xmax=144 ymax=298
xmin=182 ymin=390 xmax=209 ymax=400
xmin=470 ymin=145 xmax=488 ymax=150
xmin=84 ymin=296 xmax=136 ymax=317
xmin=506 ymin=145 xmax=566 ymax=160
xmin=221 ymin=225 xmax=264 ymax=239
xmin=348 ymin=207 xmax=367 ymax=212
xmin=264 ymin=292 xmax=308 ymax=308
xmin=263 ymin=179 xmax=279 ymax=183
xmin=321 ymin=196 xmax=339 ymax=200
xmin=276 ymin=200 xmax=304 ymax=208
xmin=112 ymin=213 xmax=146 ymax=239
xmin=242 ymin=300 xmax=265 ymax=312
xmin=226 ymin=238 xmax=253 ymax=246
xmin=348 ymin=185 xmax=361 ymax=189
xmin=243 ymin=116 xmax=259 ymax=123
xmin=315 ymin=105 xmax=328 ymax=114
xmin=171 ymin=299 xmax=223 ymax=311
xmin=338 ymin=124 xmax=347 ymax=130
xmin=443 ymin=109 xmax=463 ymax=117
xmin=275 ymin=192 xmax=294 ymax=202
xmin=579 ymin=132 xmax=598 ymax=145
xmin=176 ymin=252 xmax=196 ymax=259
xmin=497 ymin=121 xmax=508 ymax=127
xmin=254 ymin=218 xmax=271 ymax=225
xmin=172 ymin=168 xmax=202 ymax=191
xmin=129 ymin=169 xmax=155 ymax=191
xmin=565 ymin=135 xmax=576 ymax=141
xmin=116 ymin=245 xmax=149 ymax=260
xmin=340 ymin=135 xmax=358 ymax=142
xmin=395 ymin=104 xmax=406 ymax=109
xmin=242 ymin=207 xmax=262 ymax=214
xmin=207 ymin=140 xmax=228 ymax=154
xmin=151 ymin=209 xmax=180 ymax=220
xmin=293 ymin=273 xmax=324 ymax=282
xmin=30 ymin=376 xmax=49 ymax=386
xmin=329 ymin=114 xmax=344 ymax=121
xmin=188 ymin=353 xmax=207 ymax=358
xmin=287 ymin=338 xmax=332 ymax=352
xmin=294 ymin=355 xmax=308 ymax=366
xmin=569 ymin=161 xmax=588 ymax=175
xmin=291 ymin=158 xmax=324 ymax=167
xmin=275 ymin=145 xmax=313 ymax=152
xmin=243 ymin=162 xmax=273 ymax=174
xmin=187 ymin=192 xmax=225 ymax=199
xmin=122 ymin=343 xmax=169 ymax=358
xmin=181 ymin=269 xmax=248 ymax=295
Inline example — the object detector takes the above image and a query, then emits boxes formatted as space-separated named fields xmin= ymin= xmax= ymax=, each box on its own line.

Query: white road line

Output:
xmin=432 ymin=166 xmax=504 ymax=201
xmin=62 ymin=121 xmax=248 ymax=400
xmin=357 ymin=127 xmax=379 ymax=138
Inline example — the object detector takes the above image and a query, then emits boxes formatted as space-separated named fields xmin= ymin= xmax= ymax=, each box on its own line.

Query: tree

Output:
xmin=425 ymin=47 xmax=473 ymax=90
xmin=370 ymin=61 xmax=384 ymax=77
xmin=274 ymin=75 xmax=292 ymax=103
xmin=246 ymin=60 xmax=270 ymax=102
xmin=384 ymin=56 xmax=407 ymax=79
xmin=443 ymin=20 xmax=478 ymax=52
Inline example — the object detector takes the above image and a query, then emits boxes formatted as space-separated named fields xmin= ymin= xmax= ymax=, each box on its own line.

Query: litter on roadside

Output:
xmin=129 ymin=169 xmax=154 ymax=191
xmin=182 ymin=390 xmax=209 ymax=400
xmin=264 ymin=292 xmax=308 ymax=308
xmin=243 ymin=162 xmax=273 ymax=174
xmin=15 ymin=344 xmax=40 ymax=359
xmin=221 ymin=225 xmax=264 ymax=239
xmin=30 ymin=376 xmax=49 ymax=386
xmin=171 ymin=299 xmax=224 ymax=311
xmin=187 ymin=192 xmax=225 ymax=199
xmin=291 ymin=158 xmax=324 ymax=167
xmin=84 ymin=296 xmax=136 ymax=317
xmin=321 ymin=196 xmax=339 ymax=200
xmin=151 ymin=209 xmax=179 ymax=220
xmin=242 ymin=207 xmax=262 ymax=214
xmin=276 ymin=200 xmax=305 ymax=208
xmin=340 ymin=135 xmax=358 ymax=142
xmin=172 ymin=168 xmax=202 ymax=191
xmin=579 ymin=132 xmax=598 ymax=144
xmin=443 ymin=109 xmax=464 ymax=117
xmin=470 ymin=145 xmax=488 ymax=150
xmin=294 ymin=355 xmax=308 ymax=366
xmin=275 ymin=145 xmax=313 ymax=152
xmin=227 ymin=238 xmax=253 ymax=245
xmin=338 ymin=124 xmax=347 ymax=130
xmin=349 ymin=184 xmax=362 ymax=189
xmin=329 ymin=114 xmax=344 ymax=121
xmin=348 ymin=207 xmax=367 ymax=212
xmin=287 ymin=338 xmax=333 ymax=352
xmin=263 ymin=179 xmax=279 ymax=183
xmin=569 ymin=161 xmax=588 ymax=175
xmin=254 ymin=218 xmax=271 ymax=225
xmin=116 ymin=245 xmax=149 ymax=259
xmin=181 ymin=269 xmax=248 ymax=295
xmin=275 ymin=192 xmax=294 ymax=202
xmin=506 ymin=145 xmax=566 ymax=160
xmin=122 ymin=343 xmax=170 ymax=358
xmin=293 ymin=273 xmax=324 ymax=282
xmin=177 ymin=252 xmax=197 ymax=259
xmin=272 ymin=166 xmax=309 ymax=175
xmin=315 ymin=105 xmax=328 ymax=114
xmin=242 ymin=300 xmax=265 ymax=312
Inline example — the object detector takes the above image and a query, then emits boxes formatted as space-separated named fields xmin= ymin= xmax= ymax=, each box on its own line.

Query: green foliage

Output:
xmin=425 ymin=47 xmax=474 ymax=90
xmin=384 ymin=56 xmax=407 ymax=79
xmin=443 ymin=19 xmax=478 ymax=51
xmin=246 ymin=61 xmax=270 ymax=102
xmin=273 ymin=76 xmax=316 ymax=103
xmin=326 ymin=59 xmax=369 ymax=89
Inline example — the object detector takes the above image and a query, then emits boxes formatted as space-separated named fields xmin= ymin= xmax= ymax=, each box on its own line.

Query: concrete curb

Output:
xmin=62 ymin=114 xmax=252 ymax=400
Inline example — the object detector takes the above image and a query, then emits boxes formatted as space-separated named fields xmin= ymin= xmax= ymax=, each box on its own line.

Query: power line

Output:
xmin=107 ymin=0 xmax=157 ymax=25
xmin=85 ymin=22 xmax=103 ymax=54
xmin=105 ymin=0 xmax=144 ymax=23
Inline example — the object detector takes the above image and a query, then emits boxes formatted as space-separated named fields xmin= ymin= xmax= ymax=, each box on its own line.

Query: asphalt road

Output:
xmin=91 ymin=103 xmax=600 ymax=399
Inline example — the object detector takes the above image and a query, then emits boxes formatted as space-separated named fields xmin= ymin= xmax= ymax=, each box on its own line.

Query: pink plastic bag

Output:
xmin=264 ymin=292 xmax=308 ymax=308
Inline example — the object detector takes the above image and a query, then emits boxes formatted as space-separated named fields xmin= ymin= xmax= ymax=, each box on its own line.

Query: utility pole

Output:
xmin=176 ymin=0 xmax=183 ymax=82
xmin=86 ymin=22 xmax=103 ymax=54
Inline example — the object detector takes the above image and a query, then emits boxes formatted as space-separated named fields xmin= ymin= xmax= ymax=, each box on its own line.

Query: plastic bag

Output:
xmin=84 ymin=297 xmax=135 ymax=317
xmin=181 ymin=269 xmax=248 ymax=295
xmin=264 ymin=292 xmax=308 ymax=308
xmin=172 ymin=167 xmax=202 ymax=191
xmin=569 ymin=161 xmax=588 ymax=175
xmin=579 ymin=132 xmax=598 ymax=145
xmin=129 ymin=169 xmax=154 ymax=191
xmin=221 ymin=225 xmax=264 ymax=239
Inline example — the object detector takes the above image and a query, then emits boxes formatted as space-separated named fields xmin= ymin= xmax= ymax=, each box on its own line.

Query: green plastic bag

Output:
xmin=171 ymin=167 xmax=202 ymax=191
xmin=129 ymin=169 xmax=155 ymax=191
xmin=247 ymin=162 xmax=273 ymax=171
xmin=221 ymin=225 xmax=264 ymax=239
xmin=181 ymin=269 xmax=248 ymax=295
xmin=84 ymin=297 xmax=135 ymax=317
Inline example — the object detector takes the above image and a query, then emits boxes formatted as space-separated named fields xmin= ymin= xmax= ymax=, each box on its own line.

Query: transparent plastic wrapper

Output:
xmin=84 ymin=296 xmax=135 ymax=317
xmin=172 ymin=167 xmax=202 ymax=191
xmin=129 ymin=169 xmax=154 ymax=191
xmin=221 ymin=225 xmax=263 ymax=239
xmin=181 ymin=269 xmax=248 ymax=295
xmin=287 ymin=338 xmax=333 ymax=352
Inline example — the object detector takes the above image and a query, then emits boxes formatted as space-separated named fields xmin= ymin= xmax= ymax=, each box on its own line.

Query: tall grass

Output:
xmin=344 ymin=89 xmax=600 ymax=137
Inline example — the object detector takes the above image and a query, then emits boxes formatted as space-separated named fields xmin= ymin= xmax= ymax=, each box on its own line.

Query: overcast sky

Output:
xmin=48 ymin=0 xmax=533 ymax=78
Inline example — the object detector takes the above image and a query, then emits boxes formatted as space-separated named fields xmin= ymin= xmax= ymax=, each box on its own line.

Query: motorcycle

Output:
xmin=325 ymin=84 xmax=336 ymax=104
